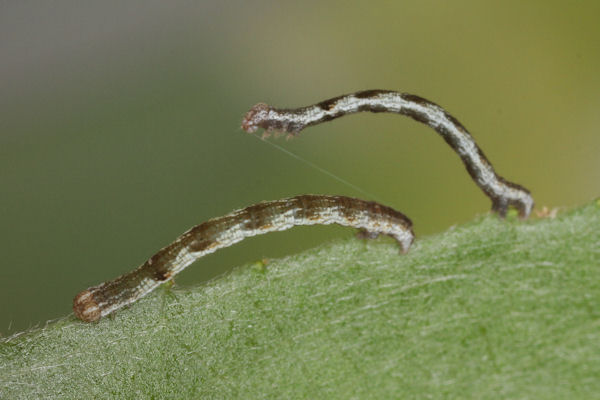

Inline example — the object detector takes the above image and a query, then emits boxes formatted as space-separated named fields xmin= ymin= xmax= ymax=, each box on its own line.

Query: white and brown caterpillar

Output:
xmin=242 ymin=90 xmax=533 ymax=218
xmin=73 ymin=195 xmax=414 ymax=322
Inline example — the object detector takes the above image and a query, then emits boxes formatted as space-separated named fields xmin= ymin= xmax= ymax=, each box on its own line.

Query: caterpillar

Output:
xmin=242 ymin=90 xmax=533 ymax=218
xmin=73 ymin=195 xmax=414 ymax=322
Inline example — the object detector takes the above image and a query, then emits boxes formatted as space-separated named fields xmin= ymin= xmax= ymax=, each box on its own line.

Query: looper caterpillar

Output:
xmin=242 ymin=90 xmax=533 ymax=218
xmin=73 ymin=195 xmax=414 ymax=322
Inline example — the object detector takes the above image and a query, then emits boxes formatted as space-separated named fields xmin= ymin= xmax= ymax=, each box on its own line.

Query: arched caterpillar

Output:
xmin=73 ymin=195 xmax=413 ymax=322
xmin=242 ymin=90 xmax=533 ymax=218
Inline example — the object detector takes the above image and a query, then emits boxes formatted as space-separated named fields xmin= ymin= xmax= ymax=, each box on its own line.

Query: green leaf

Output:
xmin=2 ymin=202 xmax=599 ymax=399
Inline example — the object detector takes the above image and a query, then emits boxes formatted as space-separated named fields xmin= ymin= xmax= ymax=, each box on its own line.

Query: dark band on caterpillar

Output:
xmin=73 ymin=195 xmax=414 ymax=322
xmin=242 ymin=90 xmax=534 ymax=218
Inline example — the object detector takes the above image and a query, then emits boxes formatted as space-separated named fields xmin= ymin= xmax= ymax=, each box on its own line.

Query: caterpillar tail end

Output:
xmin=396 ymin=231 xmax=415 ymax=254
xmin=491 ymin=193 xmax=534 ymax=220
xmin=356 ymin=228 xmax=414 ymax=254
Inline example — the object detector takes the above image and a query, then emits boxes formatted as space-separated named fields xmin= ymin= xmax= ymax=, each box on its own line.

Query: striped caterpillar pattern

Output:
xmin=242 ymin=90 xmax=534 ymax=218
xmin=73 ymin=195 xmax=414 ymax=322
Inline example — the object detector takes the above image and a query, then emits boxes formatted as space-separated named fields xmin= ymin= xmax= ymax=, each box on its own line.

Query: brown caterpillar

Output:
xmin=242 ymin=90 xmax=534 ymax=218
xmin=73 ymin=195 xmax=414 ymax=322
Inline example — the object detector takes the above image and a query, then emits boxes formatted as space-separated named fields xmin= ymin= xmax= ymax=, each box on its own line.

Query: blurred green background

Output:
xmin=1 ymin=1 xmax=598 ymax=335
